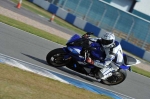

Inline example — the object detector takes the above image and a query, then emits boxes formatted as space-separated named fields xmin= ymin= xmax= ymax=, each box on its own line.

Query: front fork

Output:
xmin=84 ymin=49 xmax=90 ymax=61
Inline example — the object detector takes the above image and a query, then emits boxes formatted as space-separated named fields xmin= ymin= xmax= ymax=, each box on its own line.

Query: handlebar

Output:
xmin=82 ymin=32 xmax=101 ymax=43
xmin=82 ymin=32 xmax=94 ymax=38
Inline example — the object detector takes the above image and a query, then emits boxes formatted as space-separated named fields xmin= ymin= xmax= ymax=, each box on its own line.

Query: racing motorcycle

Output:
xmin=46 ymin=32 xmax=140 ymax=85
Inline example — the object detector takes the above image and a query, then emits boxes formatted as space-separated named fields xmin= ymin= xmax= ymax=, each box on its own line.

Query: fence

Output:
xmin=47 ymin=0 xmax=150 ymax=51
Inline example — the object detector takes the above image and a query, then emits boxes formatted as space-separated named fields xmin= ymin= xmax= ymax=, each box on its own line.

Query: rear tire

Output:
xmin=101 ymin=69 xmax=127 ymax=85
xmin=46 ymin=48 xmax=70 ymax=67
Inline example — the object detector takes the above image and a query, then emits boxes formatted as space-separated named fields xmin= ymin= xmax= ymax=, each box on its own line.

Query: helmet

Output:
xmin=101 ymin=32 xmax=115 ymax=48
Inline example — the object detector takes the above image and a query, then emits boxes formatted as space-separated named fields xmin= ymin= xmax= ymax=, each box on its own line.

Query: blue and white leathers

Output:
xmin=94 ymin=41 xmax=123 ymax=67
xmin=93 ymin=41 xmax=124 ymax=79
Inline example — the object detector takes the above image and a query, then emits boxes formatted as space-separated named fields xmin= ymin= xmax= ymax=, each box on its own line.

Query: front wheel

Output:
xmin=101 ymin=69 xmax=127 ymax=85
xmin=46 ymin=48 xmax=71 ymax=67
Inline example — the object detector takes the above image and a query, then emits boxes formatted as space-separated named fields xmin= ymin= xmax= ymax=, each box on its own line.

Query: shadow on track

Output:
xmin=21 ymin=53 xmax=98 ymax=83
xmin=22 ymin=53 xmax=48 ymax=65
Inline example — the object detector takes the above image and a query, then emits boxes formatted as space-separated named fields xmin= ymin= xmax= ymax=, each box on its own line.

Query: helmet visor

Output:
xmin=101 ymin=39 xmax=113 ymax=45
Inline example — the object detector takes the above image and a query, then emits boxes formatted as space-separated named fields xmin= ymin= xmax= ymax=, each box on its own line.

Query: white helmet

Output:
xmin=101 ymin=32 xmax=115 ymax=48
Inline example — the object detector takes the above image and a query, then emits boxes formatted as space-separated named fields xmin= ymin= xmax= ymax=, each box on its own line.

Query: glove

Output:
xmin=82 ymin=34 xmax=88 ymax=38
xmin=86 ymin=57 xmax=94 ymax=65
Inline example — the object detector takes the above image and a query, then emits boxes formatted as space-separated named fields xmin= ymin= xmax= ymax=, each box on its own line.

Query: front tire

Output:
xmin=46 ymin=48 xmax=70 ymax=67
xmin=102 ymin=69 xmax=127 ymax=85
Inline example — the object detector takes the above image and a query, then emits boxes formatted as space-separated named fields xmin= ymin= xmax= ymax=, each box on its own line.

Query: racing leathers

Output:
xmin=86 ymin=40 xmax=124 ymax=80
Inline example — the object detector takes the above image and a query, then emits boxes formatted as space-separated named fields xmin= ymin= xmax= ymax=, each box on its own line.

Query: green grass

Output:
xmin=0 ymin=63 xmax=112 ymax=99
xmin=132 ymin=66 xmax=150 ymax=78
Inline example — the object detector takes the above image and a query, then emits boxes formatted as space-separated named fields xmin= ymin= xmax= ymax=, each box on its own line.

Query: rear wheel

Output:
xmin=46 ymin=48 xmax=71 ymax=67
xmin=102 ymin=69 xmax=127 ymax=85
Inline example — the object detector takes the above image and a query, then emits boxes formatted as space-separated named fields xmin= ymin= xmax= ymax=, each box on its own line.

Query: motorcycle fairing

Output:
xmin=67 ymin=46 xmax=82 ymax=55
xmin=63 ymin=47 xmax=85 ymax=61
xmin=67 ymin=34 xmax=80 ymax=44
xmin=123 ymin=54 xmax=141 ymax=66
xmin=120 ymin=64 xmax=130 ymax=70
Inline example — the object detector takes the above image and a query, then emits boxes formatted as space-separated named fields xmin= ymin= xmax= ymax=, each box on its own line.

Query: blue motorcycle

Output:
xmin=46 ymin=32 xmax=140 ymax=85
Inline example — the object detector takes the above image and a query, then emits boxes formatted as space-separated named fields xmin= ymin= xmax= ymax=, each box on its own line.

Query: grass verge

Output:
xmin=11 ymin=0 xmax=86 ymax=35
xmin=132 ymin=66 xmax=150 ymax=78
xmin=0 ymin=63 xmax=112 ymax=99
xmin=0 ymin=14 xmax=67 ymax=45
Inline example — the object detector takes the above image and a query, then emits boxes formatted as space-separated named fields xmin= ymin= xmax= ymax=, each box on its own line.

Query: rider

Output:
xmin=86 ymin=32 xmax=124 ymax=81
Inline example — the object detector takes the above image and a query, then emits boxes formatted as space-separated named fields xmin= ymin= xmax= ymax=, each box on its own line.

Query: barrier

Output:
xmin=29 ymin=0 xmax=150 ymax=62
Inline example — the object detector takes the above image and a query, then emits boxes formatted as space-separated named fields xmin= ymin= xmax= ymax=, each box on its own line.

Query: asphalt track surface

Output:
xmin=0 ymin=0 xmax=150 ymax=99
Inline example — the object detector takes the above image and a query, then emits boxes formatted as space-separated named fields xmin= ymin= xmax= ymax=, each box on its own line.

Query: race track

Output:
xmin=0 ymin=0 xmax=150 ymax=99
xmin=0 ymin=22 xmax=150 ymax=99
